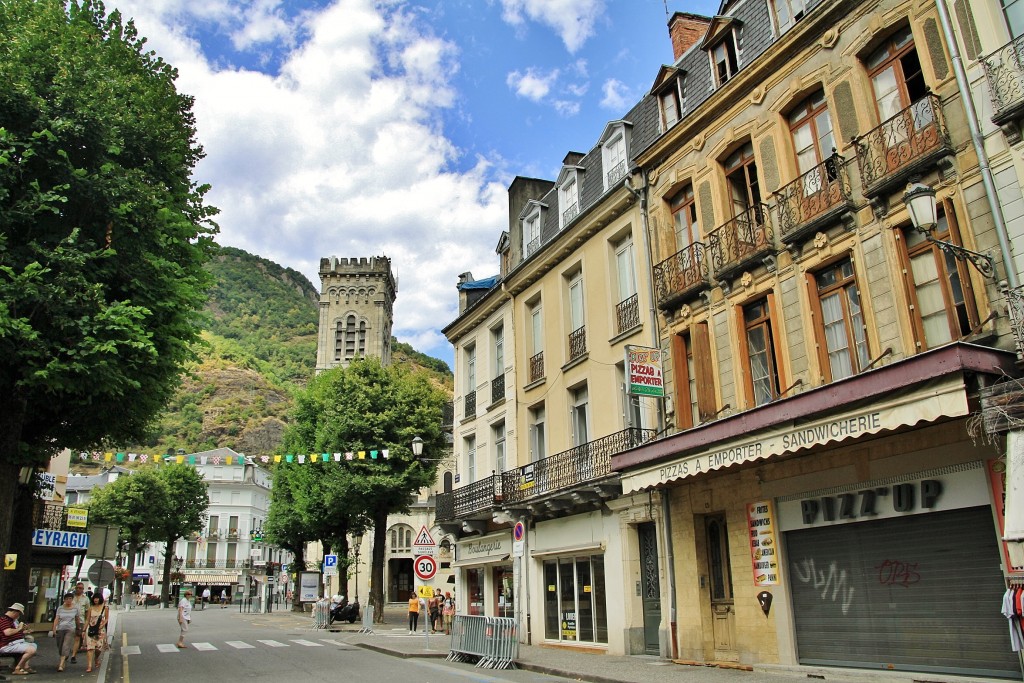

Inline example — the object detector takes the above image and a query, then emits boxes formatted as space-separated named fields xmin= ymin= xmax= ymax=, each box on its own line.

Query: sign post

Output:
xmin=412 ymin=526 xmax=437 ymax=647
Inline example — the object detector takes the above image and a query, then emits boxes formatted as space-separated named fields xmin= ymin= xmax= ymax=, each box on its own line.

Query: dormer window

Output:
xmin=600 ymin=121 xmax=632 ymax=191
xmin=560 ymin=175 xmax=580 ymax=229
xmin=520 ymin=202 xmax=545 ymax=258
xmin=661 ymin=87 xmax=681 ymax=130
xmin=773 ymin=0 xmax=806 ymax=34
xmin=712 ymin=38 xmax=739 ymax=86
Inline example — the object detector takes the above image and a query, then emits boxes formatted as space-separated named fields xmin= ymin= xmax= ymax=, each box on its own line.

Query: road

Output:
xmin=107 ymin=607 xmax=575 ymax=683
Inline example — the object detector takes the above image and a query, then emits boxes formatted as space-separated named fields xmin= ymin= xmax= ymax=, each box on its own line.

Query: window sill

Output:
xmin=486 ymin=398 xmax=506 ymax=413
xmin=561 ymin=353 xmax=589 ymax=373
xmin=524 ymin=377 xmax=546 ymax=391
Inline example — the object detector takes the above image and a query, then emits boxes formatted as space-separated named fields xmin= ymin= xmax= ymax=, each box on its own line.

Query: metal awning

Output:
xmin=182 ymin=573 xmax=239 ymax=584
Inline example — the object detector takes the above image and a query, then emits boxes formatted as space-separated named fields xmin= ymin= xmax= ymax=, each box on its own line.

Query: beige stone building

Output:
xmin=315 ymin=256 xmax=396 ymax=372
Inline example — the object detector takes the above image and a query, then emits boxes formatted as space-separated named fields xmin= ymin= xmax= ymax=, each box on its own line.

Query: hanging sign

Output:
xmin=625 ymin=346 xmax=664 ymax=397
xmin=746 ymin=500 xmax=779 ymax=586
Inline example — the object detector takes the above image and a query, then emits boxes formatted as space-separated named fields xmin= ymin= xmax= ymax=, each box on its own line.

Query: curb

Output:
xmin=352 ymin=642 xmax=449 ymax=660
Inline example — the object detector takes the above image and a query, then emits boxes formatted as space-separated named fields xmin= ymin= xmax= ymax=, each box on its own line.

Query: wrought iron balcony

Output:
xmin=33 ymin=502 xmax=73 ymax=531
xmin=435 ymin=490 xmax=455 ymax=522
xmin=707 ymin=204 xmax=774 ymax=280
xmin=562 ymin=202 xmax=579 ymax=226
xmin=183 ymin=559 xmax=246 ymax=569
xmin=568 ymin=326 xmax=587 ymax=361
xmin=441 ymin=400 xmax=454 ymax=430
xmin=525 ymin=236 xmax=541 ymax=258
xmin=653 ymin=242 xmax=710 ymax=311
xmin=615 ymin=294 xmax=640 ymax=334
xmin=529 ymin=351 xmax=544 ymax=383
xmin=464 ymin=390 xmax=477 ymax=419
xmin=1008 ymin=284 xmax=1024 ymax=360
xmin=490 ymin=374 xmax=505 ymax=404
xmin=436 ymin=474 xmax=502 ymax=522
xmin=607 ymin=160 xmax=627 ymax=188
xmin=852 ymin=94 xmax=952 ymax=199
xmin=773 ymin=154 xmax=853 ymax=245
xmin=501 ymin=427 xmax=656 ymax=504
xmin=983 ymin=35 xmax=1024 ymax=132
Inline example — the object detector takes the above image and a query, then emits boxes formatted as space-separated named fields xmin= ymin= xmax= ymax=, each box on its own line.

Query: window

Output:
xmin=741 ymin=298 xmax=782 ymax=406
xmin=1003 ymin=0 xmax=1024 ymax=38
xmin=660 ymin=83 xmax=681 ymax=131
xmin=788 ymin=91 xmax=837 ymax=191
xmin=901 ymin=207 xmax=979 ymax=349
xmin=228 ymin=516 xmax=239 ymax=535
xmin=603 ymin=132 xmax=627 ymax=190
xmin=724 ymin=142 xmax=763 ymax=221
xmin=466 ymin=344 xmax=476 ymax=393
xmin=465 ymin=435 xmax=477 ymax=482
xmin=669 ymin=184 xmax=700 ymax=251
xmin=345 ymin=314 xmax=357 ymax=357
xmin=774 ymin=0 xmax=806 ymax=33
xmin=493 ymin=422 xmax=506 ymax=473
xmin=529 ymin=300 xmax=544 ymax=382
xmin=209 ymin=515 xmax=219 ymax=537
xmin=523 ymin=210 xmax=542 ymax=257
xmin=712 ymin=37 xmax=739 ymax=87
xmin=493 ymin=325 xmax=504 ymax=376
xmin=358 ymin=320 xmax=367 ymax=356
xmin=529 ymin=405 xmax=546 ymax=462
xmin=569 ymin=273 xmax=585 ymax=332
xmin=812 ymin=258 xmax=870 ymax=381
xmin=672 ymin=323 xmax=716 ymax=429
xmin=615 ymin=238 xmax=637 ymax=302
xmin=542 ymin=555 xmax=608 ymax=644
xmin=571 ymin=385 xmax=589 ymax=446
xmin=334 ymin=321 xmax=344 ymax=360
xmin=867 ymin=27 xmax=927 ymax=124
xmin=560 ymin=177 xmax=579 ymax=229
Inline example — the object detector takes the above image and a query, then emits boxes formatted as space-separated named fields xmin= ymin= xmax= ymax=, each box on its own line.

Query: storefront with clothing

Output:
xmin=453 ymin=531 xmax=511 ymax=617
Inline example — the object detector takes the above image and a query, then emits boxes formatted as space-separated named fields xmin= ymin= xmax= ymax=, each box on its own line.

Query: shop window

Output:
xmin=542 ymin=555 xmax=607 ymax=644
xmin=466 ymin=567 xmax=484 ymax=616
xmin=739 ymin=297 xmax=782 ymax=407
xmin=810 ymin=257 xmax=870 ymax=382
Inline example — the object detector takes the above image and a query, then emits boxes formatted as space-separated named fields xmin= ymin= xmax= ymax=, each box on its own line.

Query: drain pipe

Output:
xmin=934 ymin=0 xmax=1018 ymax=289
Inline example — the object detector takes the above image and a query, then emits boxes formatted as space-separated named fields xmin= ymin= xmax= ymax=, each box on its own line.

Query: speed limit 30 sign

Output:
xmin=414 ymin=555 xmax=437 ymax=581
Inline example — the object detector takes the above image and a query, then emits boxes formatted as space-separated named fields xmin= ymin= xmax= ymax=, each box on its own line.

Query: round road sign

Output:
xmin=414 ymin=555 xmax=437 ymax=581
xmin=513 ymin=521 xmax=525 ymax=542
xmin=88 ymin=560 xmax=115 ymax=586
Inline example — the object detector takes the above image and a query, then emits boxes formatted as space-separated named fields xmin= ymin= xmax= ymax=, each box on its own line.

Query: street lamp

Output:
xmin=411 ymin=436 xmax=423 ymax=457
xmin=352 ymin=532 xmax=363 ymax=602
xmin=903 ymin=181 xmax=995 ymax=278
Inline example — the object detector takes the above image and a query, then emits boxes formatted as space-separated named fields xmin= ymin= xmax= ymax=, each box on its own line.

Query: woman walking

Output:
xmin=50 ymin=592 xmax=82 ymax=672
xmin=83 ymin=594 xmax=108 ymax=673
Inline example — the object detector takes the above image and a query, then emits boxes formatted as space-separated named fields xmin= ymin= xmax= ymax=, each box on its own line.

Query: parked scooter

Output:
xmin=329 ymin=597 xmax=360 ymax=624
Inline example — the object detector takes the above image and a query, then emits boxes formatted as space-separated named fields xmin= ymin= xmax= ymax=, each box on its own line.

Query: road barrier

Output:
xmin=312 ymin=599 xmax=331 ymax=629
xmin=447 ymin=615 xmax=517 ymax=669
xmin=357 ymin=603 xmax=374 ymax=633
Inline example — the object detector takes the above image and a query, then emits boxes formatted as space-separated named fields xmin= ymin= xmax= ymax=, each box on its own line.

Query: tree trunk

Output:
xmin=370 ymin=509 xmax=388 ymax=623
xmin=289 ymin=544 xmax=305 ymax=612
xmin=8 ymin=482 xmax=35 ymax=609
xmin=0 ymin=396 xmax=26 ymax=608
xmin=160 ymin=537 xmax=178 ymax=607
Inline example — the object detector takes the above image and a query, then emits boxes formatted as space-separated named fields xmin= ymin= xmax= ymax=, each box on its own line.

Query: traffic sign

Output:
xmin=413 ymin=555 xmax=437 ymax=581
xmin=513 ymin=522 xmax=525 ymax=542
xmin=324 ymin=554 xmax=338 ymax=567
xmin=417 ymin=585 xmax=434 ymax=599
xmin=413 ymin=526 xmax=435 ymax=547
xmin=88 ymin=560 xmax=115 ymax=586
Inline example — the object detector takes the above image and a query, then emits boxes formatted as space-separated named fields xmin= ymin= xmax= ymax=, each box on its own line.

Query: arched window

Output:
xmin=345 ymin=315 xmax=357 ymax=357
xmin=358 ymin=321 xmax=367 ymax=355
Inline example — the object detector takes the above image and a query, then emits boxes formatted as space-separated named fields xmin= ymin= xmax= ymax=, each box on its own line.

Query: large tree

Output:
xmin=0 ymin=0 xmax=217 ymax=604
xmin=281 ymin=357 xmax=446 ymax=620
xmin=151 ymin=464 xmax=209 ymax=607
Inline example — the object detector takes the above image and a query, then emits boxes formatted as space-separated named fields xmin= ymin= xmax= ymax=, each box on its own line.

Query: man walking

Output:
xmin=70 ymin=582 xmax=89 ymax=664
xmin=176 ymin=590 xmax=193 ymax=649
xmin=201 ymin=587 xmax=210 ymax=610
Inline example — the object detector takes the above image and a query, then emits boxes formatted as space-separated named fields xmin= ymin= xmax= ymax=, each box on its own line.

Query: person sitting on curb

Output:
xmin=0 ymin=603 xmax=37 ymax=675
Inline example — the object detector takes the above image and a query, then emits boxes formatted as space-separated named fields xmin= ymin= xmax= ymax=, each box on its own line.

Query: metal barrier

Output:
xmin=312 ymin=599 xmax=331 ymax=629
xmin=357 ymin=603 xmax=374 ymax=633
xmin=447 ymin=615 xmax=518 ymax=669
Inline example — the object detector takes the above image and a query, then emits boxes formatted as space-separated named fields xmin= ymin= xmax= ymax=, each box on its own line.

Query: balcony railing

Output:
xmin=1008 ymin=284 xmax=1024 ymax=360
xmin=441 ymin=400 xmax=454 ymax=430
xmin=183 ymin=559 xmax=246 ymax=569
xmin=501 ymin=427 xmax=656 ymax=504
xmin=491 ymin=374 xmax=505 ymax=404
xmin=33 ymin=502 xmax=71 ymax=531
xmin=983 ymin=35 xmax=1024 ymax=127
xmin=653 ymin=242 xmax=710 ymax=310
xmin=464 ymin=390 xmax=477 ymax=419
xmin=773 ymin=154 xmax=852 ymax=244
xmin=562 ymin=202 xmax=579 ymax=226
xmin=529 ymin=351 xmax=544 ymax=383
xmin=436 ymin=490 xmax=455 ymax=522
xmin=438 ymin=474 xmax=503 ymax=521
xmin=615 ymin=294 xmax=640 ymax=334
xmin=525 ymin=236 xmax=541 ymax=258
xmin=852 ymin=94 xmax=951 ymax=197
xmin=568 ymin=326 xmax=587 ymax=361
xmin=707 ymin=204 xmax=774 ymax=279
xmin=607 ymin=160 xmax=627 ymax=188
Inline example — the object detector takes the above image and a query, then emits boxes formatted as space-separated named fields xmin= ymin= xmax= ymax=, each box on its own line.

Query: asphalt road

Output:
xmin=107 ymin=607 xmax=577 ymax=683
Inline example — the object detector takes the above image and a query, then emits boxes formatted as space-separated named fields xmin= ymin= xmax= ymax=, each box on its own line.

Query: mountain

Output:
xmin=120 ymin=245 xmax=451 ymax=459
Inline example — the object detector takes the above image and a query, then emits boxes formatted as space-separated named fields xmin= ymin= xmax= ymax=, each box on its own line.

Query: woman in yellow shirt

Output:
xmin=408 ymin=595 xmax=420 ymax=633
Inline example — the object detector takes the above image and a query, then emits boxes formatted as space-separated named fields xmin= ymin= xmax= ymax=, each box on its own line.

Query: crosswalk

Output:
xmin=123 ymin=638 xmax=353 ymax=654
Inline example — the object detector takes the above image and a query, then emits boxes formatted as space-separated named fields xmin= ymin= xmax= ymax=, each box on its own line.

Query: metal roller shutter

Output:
xmin=785 ymin=506 xmax=1020 ymax=678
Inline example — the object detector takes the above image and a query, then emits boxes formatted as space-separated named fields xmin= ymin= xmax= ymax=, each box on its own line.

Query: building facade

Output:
xmin=315 ymin=256 xmax=397 ymax=372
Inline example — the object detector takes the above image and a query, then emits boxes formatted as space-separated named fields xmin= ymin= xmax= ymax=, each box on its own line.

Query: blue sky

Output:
xmin=106 ymin=0 xmax=719 ymax=367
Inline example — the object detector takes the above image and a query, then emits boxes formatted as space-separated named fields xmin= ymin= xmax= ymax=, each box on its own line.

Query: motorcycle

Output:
xmin=329 ymin=598 xmax=360 ymax=624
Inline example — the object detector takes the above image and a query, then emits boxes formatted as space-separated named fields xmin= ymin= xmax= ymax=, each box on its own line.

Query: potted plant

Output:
xmin=169 ymin=570 xmax=186 ymax=584
xmin=113 ymin=566 xmax=131 ymax=581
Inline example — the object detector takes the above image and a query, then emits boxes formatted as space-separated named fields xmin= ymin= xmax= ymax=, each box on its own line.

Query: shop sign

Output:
xmin=32 ymin=529 xmax=88 ymax=549
xmin=746 ymin=501 xmax=779 ymax=586
xmin=625 ymin=346 xmax=665 ymax=397
xmin=36 ymin=473 xmax=56 ymax=501
xmin=560 ymin=611 xmax=577 ymax=639
xmin=460 ymin=532 xmax=508 ymax=562
xmin=66 ymin=508 xmax=89 ymax=528
xmin=798 ymin=480 xmax=942 ymax=526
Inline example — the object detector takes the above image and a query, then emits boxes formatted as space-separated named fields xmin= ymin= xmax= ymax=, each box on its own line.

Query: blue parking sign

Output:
xmin=324 ymin=554 xmax=338 ymax=568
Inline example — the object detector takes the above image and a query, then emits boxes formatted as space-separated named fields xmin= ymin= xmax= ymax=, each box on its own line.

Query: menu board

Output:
xmin=747 ymin=500 xmax=779 ymax=586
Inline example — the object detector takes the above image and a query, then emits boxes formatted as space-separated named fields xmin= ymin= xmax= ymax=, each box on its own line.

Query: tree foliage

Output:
xmin=276 ymin=357 xmax=446 ymax=617
xmin=0 ymin=0 xmax=216 ymax=603
xmin=150 ymin=465 xmax=209 ymax=606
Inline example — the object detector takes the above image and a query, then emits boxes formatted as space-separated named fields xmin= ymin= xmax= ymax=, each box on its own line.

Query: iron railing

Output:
xmin=33 ymin=502 xmax=70 ymax=530
xmin=852 ymin=94 xmax=951 ymax=195
xmin=773 ymin=154 xmax=851 ymax=241
xmin=183 ymin=559 xmax=245 ymax=569
xmin=562 ymin=202 xmax=579 ymax=226
xmin=441 ymin=400 xmax=454 ymax=430
xmin=445 ymin=474 xmax=503 ymax=519
xmin=707 ymin=204 xmax=773 ymax=277
xmin=615 ymin=294 xmax=640 ymax=334
xmin=607 ymin=160 xmax=627 ymax=188
xmin=568 ymin=326 xmax=587 ymax=361
xmin=464 ymin=390 xmax=477 ymax=419
xmin=501 ymin=428 xmax=656 ymax=504
xmin=525 ymin=236 xmax=541 ymax=257
xmin=1008 ymin=284 xmax=1024 ymax=360
xmin=983 ymin=35 xmax=1024 ymax=123
xmin=436 ymin=490 xmax=455 ymax=522
xmin=491 ymin=374 xmax=505 ymax=404
xmin=529 ymin=351 xmax=544 ymax=383
xmin=653 ymin=242 xmax=709 ymax=309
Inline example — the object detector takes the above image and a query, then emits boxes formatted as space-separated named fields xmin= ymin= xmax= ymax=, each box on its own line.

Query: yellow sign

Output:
xmin=4 ymin=555 xmax=15 ymax=570
xmin=417 ymin=585 xmax=433 ymax=599
xmin=66 ymin=508 xmax=89 ymax=529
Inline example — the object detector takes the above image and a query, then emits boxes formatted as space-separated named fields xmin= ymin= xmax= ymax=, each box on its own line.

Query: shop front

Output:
xmin=453 ymin=531 xmax=511 ymax=617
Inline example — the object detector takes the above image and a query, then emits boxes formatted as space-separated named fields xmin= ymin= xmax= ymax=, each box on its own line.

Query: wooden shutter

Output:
xmin=691 ymin=321 xmax=717 ymax=422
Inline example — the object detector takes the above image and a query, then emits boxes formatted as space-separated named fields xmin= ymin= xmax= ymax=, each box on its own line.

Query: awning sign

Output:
xmin=32 ymin=530 xmax=88 ymax=549
xmin=625 ymin=346 xmax=664 ymax=397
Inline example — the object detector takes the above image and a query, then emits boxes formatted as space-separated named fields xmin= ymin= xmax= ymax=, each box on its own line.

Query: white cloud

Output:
xmin=110 ymin=0 xmax=508 ymax=361
xmin=553 ymin=100 xmax=580 ymax=117
xmin=506 ymin=67 xmax=559 ymax=101
xmin=499 ymin=0 xmax=605 ymax=53
xmin=600 ymin=78 xmax=630 ymax=111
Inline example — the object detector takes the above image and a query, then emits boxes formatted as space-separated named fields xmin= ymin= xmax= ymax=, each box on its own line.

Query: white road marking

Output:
xmin=256 ymin=639 xmax=288 ymax=647
xmin=121 ymin=645 xmax=141 ymax=656
xmin=225 ymin=641 xmax=255 ymax=649
xmin=156 ymin=644 xmax=180 ymax=653
xmin=192 ymin=642 xmax=218 ymax=651
xmin=289 ymin=639 xmax=323 ymax=647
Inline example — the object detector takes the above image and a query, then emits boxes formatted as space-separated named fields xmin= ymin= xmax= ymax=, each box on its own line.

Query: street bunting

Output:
xmin=76 ymin=448 xmax=396 ymax=467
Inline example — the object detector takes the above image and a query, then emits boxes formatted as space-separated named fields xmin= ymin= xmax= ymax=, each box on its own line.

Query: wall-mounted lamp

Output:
xmin=902 ymin=181 xmax=995 ymax=279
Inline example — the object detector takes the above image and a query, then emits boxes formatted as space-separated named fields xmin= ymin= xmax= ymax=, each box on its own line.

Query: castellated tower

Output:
xmin=315 ymin=256 xmax=397 ymax=372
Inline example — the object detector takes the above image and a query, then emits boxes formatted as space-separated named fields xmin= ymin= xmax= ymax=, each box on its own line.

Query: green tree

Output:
xmin=151 ymin=465 xmax=209 ymax=607
xmin=281 ymin=357 xmax=445 ymax=620
xmin=0 ymin=0 xmax=217 ymax=603
xmin=89 ymin=470 xmax=171 ymax=602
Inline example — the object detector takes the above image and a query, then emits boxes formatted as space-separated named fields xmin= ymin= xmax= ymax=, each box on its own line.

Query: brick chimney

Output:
xmin=668 ymin=12 xmax=712 ymax=61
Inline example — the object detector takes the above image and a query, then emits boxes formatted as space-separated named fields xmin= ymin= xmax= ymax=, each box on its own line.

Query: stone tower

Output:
xmin=315 ymin=256 xmax=397 ymax=371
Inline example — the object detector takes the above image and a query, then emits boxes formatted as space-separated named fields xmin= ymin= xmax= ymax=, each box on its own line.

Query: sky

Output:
xmin=105 ymin=0 xmax=720 ymax=367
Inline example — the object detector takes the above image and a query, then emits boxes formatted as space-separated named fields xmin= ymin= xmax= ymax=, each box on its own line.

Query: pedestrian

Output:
xmin=407 ymin=593 xmax=420 ymax=633
xmin=100 ymin=585 xmax=111 ymax=604
xmin=50 ymin=592 xmax=81 ymax=672
xmin=83 ymin=594 xmax=108 ymax=673
xmin=201 ymin=587 xmax=210 ymax=610
xmin=428 ymin=589 xmax=440 ymax=633
xmin=442 ymin=592 xmax=455 ymax=635
xmin=0 ymin=602 xmax=37 ymax=675
xmin=176 ymin=590 xmax=193 ymax=649
xmin=70 ymin=581 xmax=89 ymax=664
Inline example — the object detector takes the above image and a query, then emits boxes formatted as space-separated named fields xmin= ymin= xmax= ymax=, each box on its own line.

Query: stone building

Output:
xmin=315 ymin=256 xmax=396 ymax=371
